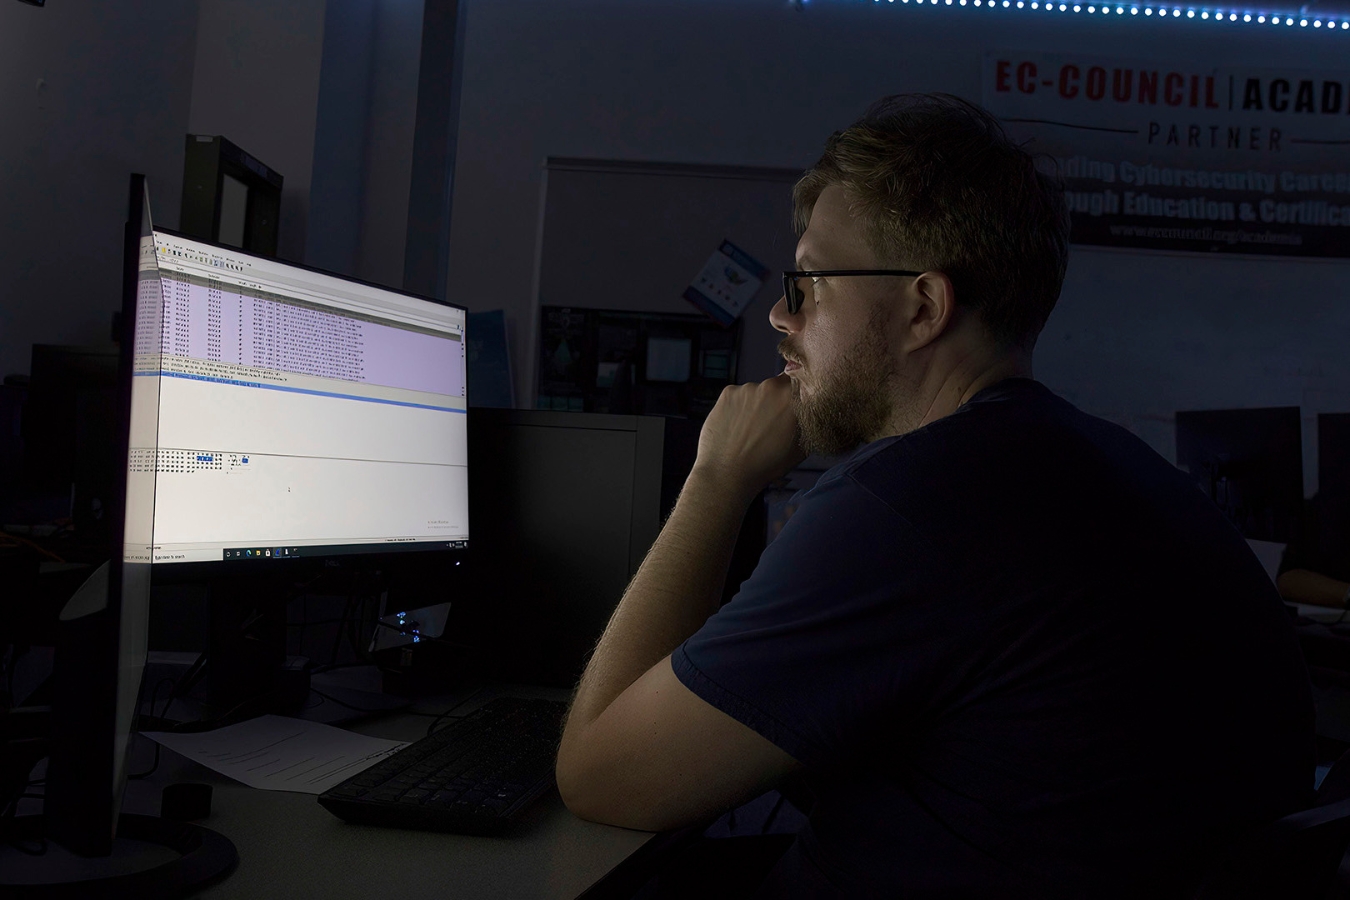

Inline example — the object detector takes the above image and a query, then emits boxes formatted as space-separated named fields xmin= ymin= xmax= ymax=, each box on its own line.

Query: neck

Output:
xmin=907 ymin=345 xmax=1034 ymax=433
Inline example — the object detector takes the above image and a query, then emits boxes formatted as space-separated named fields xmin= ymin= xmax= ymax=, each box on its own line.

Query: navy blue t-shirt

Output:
xmin=672 ymin=378 xmax=1314 ymax=899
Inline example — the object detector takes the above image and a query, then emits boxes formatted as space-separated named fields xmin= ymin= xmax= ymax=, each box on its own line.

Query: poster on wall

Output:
xmin=982 ymin=51 xmax=1350 ymax=258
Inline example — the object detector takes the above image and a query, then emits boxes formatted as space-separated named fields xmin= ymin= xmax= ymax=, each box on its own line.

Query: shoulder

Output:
xmin=832 ymin=378 xmax=1070 ymax=507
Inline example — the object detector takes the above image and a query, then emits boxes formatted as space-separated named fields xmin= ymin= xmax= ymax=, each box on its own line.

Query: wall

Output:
xmin=186 ymin=0 xmax=329 ymax=265
xmin=448 ymin=0 xmax=1350 ymax=483
xmin=354 ymin=0 xmax=425 ymax=290
xmin=0 ymin=0 xmax=200 ymax=379
xmin=0 ymin=0 xmax=425 ymax=382
xmin=179 ymin=0 xmax=423 ymax=285
xmin=307 ymin=0 xmax=378 ymax=277
xmin=4 ymin=0 xmax=1346 ymax=485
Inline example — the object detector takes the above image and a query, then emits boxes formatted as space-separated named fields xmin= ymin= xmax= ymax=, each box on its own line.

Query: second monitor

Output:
xmin=1174 ymin=406 xmax=1303 ymax=544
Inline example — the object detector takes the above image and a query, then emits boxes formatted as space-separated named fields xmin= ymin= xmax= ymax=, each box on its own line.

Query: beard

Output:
xmin=781 ymin=306 xmax=896 ymax=457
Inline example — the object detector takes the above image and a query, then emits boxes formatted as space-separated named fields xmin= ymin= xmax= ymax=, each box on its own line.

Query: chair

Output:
xmin=1191 ymin=751 xmax=1350 ymax=900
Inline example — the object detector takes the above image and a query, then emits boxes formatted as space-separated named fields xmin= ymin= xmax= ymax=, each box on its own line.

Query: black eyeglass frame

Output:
xmin=782 ymin=269 xmax=924 ymax=315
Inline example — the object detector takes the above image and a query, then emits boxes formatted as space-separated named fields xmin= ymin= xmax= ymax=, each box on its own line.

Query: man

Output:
xmin=555 ymin=94 xmax=1314 ymax=898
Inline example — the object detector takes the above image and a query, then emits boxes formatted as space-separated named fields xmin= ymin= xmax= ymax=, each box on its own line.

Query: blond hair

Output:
xmin=793 ymin=94 xmax=1069 ymax=349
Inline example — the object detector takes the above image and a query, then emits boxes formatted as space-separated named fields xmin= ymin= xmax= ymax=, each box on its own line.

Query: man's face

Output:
xmin=771 ymin=185 xmax=899 ymax=457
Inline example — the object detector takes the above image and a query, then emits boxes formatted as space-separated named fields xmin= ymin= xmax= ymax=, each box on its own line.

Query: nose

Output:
xmin=768 ymin=294 xmax=798 ymax=335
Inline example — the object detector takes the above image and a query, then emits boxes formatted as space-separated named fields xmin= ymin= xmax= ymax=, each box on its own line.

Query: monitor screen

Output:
xmin=1319 ymin=413 xmax=1350 ymax=498
xmin=139 ymin=232 xmax=468 ymax=563
xmin=465 ymin=409 xmax=666 ymax=685
xmin=1175 ymin=406 xmax=1303 ymax=543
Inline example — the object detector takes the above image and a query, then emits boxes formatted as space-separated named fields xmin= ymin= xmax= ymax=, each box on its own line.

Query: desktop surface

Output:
xmin=117 ymin=682 xmax=655 ymax=900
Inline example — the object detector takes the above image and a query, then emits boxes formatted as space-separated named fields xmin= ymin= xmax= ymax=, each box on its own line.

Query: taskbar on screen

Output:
xmin=219 ymin=539 xmax=468 ymax=561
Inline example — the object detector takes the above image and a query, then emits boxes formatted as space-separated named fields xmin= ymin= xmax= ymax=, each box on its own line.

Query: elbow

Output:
xmin=554 ymin=750 xmax=595 ymax=821
xmin=555 ymin=741 xmax=611 ymax=824
xmin=554 ymin=748 xmax=668 ymax=832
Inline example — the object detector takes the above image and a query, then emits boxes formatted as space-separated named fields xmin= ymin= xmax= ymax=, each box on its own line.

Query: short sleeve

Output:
xmin=672 ymin=468 xmax=954 ymax=770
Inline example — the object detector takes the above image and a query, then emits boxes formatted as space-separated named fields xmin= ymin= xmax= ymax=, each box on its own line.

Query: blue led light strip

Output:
xmin=871 ymin=0 xmax=1350 ymax=30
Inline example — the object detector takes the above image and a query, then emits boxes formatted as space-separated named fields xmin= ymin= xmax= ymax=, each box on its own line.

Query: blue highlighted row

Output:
xmin=135 ymin=371 xmax=466 ymax=414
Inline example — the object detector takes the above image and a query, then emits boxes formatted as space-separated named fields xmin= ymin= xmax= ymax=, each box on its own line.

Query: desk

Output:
xmin=117 ymin=682 xmax=660 ymax=900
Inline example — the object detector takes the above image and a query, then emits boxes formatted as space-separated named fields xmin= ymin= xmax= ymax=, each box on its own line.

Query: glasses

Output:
xmin=782 ymin=270 xmax=923 ymax=315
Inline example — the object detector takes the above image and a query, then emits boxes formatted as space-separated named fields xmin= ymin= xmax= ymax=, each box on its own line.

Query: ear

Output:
xmin=901 ymin=271 xmax=956 ymax=353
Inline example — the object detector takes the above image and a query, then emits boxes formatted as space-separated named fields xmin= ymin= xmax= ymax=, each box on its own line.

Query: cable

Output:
xmin=328 ymin=592 xmax=359 ymax=668
xmin=0 ymin=532 xmax=65 ymax=563
xmin=307 ymin=686 xmax=443 ymax=718
xmin=129 ymin=677 xmax=178 ymax=780
xmin=426 ymin=686 xmax=487 ymax=738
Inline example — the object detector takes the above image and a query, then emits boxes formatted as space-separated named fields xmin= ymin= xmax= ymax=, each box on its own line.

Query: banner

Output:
xmin=983 ymin=51 xmax=1350 ymax=257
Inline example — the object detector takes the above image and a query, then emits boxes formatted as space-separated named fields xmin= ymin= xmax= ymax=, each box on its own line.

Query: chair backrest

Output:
xmin=1190 ymin=796 xmax=1350 ymax=900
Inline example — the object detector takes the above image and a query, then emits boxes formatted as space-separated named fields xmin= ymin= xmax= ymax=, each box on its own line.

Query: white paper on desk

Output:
xmin=143 ymin=715 xmax=409 ymax=795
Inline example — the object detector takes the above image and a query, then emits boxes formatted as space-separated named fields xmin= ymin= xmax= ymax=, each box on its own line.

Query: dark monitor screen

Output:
xmin=22 ymin=344 xmax=120 ymax=538
xmin=1175 ymin=406 xmax=1303 ymax=543
xmin=23 ymin=344 xmax=119 ymax=485
xmin=465 ymin=409 xmax=666 ymax=686
xmin=1319 ymin=413 xmax=1350 ymax=499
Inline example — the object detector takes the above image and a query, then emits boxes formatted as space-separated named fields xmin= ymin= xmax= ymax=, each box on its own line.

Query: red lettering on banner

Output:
xmin=1165 ymin=72 xmax=1184 ymax=106
xmin=1204 ymin=76 xmax=1219 ymax=109
xmin=1059 ymin=65 xmax=1080 ymax=99
xmin=1112 ymin=69 xmax=1132 ymax=102
xmin=1138 ymin=71 xmax=1158 ymax=105
xmin=1017 ymin=61 xmax=1037 ymax=93
xmin=1086 ymin=67 xmax=1107 ymax=100
xmin=1189 ymin=75 xmax=1199 ymax=108
xmin=996 ymin=60 xmax=1012 ymax=92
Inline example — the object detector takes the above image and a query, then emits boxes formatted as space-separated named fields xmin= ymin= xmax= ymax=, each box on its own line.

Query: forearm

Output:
xmin=1277 ymin=568 xmax=1350 ymax=608
xmin=563 ymin=467 xmax=755 ymax=735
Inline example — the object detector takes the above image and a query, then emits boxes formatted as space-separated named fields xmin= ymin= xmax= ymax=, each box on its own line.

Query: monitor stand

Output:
xmin=0 ymin=813 xmax=237 ymax=897
xmin=206 ymin=575 xmax=307 ymax=721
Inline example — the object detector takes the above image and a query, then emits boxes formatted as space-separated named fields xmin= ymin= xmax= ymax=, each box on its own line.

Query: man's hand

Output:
xmin=556 ymin=375 xmax=806 ymax=830
xmin=694 ymin=374 xmax=806 ymax=501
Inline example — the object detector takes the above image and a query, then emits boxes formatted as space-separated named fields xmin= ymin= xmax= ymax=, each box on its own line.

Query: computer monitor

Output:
xmin=142 ymin=229 xmax=469 ymax=565
xmin=1319 ymin=413 xmax=1350 ymax=499
xmin=21 ymin=343 xmax=120 ymax=540
xmin=463 ymin=409 xmax=767 ymax=686
xmin=4 ymin=175 xmax=240 ymax=894
xmin=1174 ymin=406 xmax=1304 ymax=543
xmin=137 ymin=222 xmax=468 ymax=713
xmin=465 ymin=409 xmax=665 ymax=685
xmin=41 ymin=175 xmax=161 ymax=858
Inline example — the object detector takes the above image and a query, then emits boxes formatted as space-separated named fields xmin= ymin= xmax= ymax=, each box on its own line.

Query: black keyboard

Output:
xmin=317 ymin=696 xmax=568 ymax=835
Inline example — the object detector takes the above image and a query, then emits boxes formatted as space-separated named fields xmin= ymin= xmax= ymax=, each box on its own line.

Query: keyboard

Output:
xmin=317 ymin=696 xmax=568 ymax=834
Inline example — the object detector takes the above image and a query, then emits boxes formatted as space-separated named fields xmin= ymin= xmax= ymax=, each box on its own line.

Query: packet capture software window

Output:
xmin=135 ymin=233 xmax=468 ymax=563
